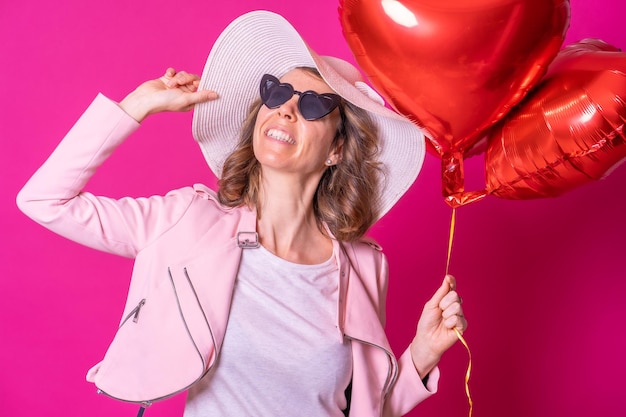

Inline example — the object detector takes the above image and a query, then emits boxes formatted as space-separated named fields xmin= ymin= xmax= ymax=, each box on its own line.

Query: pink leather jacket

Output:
xmin=17 ymin=94 xmax=439 ymax=416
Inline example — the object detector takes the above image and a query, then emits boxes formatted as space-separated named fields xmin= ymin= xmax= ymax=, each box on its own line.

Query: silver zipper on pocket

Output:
xmin=132 ymin=299 xmax=146 ymax=323
xmin=119 ymin=298 xmax=146 ymax=327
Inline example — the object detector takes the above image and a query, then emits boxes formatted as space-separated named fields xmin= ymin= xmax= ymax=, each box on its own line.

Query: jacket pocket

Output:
xmin=88 ymin=266 xmax=215 ymax=404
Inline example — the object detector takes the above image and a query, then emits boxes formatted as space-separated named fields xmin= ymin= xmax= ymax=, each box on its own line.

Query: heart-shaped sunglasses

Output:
xmin=259 ymin=74 xmax=342 ymax=121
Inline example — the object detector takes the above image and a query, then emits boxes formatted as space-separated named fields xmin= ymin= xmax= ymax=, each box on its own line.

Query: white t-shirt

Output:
xmin=184 ymin=244 xmax=353 ymax=417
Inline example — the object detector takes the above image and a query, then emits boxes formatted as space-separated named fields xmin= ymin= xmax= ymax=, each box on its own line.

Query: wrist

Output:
xmin=119 ymin=90 xmax=152 ymax=122
xmin=410 ymin=340 xmax=441 ymax=379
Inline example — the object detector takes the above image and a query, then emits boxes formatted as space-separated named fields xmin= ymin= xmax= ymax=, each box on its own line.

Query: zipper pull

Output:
xmin=132 ymin=299 xmax=146 ymax=323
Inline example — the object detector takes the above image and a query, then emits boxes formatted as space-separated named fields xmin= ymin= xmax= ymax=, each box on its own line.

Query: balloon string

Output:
xmin=445 ymin=208 xmax=456 ymax=276
xmin=454 ymin=328 xmax=473 ymax=417
xmin=446 ymin=208 xmax=473 ymax=417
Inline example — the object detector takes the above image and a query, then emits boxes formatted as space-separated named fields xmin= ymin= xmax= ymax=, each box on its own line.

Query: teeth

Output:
xmin=266 ymin=129 xmax=295 ymax=144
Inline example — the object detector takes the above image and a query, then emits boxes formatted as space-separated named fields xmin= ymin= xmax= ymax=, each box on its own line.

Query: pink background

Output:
xmin=1 ymin=1 xmax=625 ymax=416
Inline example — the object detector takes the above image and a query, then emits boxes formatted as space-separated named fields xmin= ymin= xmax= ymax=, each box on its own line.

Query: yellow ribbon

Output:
xmin=446 ymin=208 xmax=473 ymax=417
xmin=445 ymin=208 xmax=456 ymax=277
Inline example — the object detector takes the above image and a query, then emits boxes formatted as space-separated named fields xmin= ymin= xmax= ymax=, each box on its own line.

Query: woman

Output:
xmin=17 ymin=10 xmax=466 ymax=417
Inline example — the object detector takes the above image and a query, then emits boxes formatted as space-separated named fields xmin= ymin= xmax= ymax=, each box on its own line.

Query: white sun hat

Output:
xmin=192 ymin=10 xmax=425 ymax=220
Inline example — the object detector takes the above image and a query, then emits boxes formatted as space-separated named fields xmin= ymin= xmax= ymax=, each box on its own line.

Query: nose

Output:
xmin=277 ymin=95 xmax=299 ymax=120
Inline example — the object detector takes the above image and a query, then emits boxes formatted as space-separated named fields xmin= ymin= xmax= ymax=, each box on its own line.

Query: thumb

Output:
xmin=427 ymin=274 xmax=455 ymax=307
xmin=191 ymin=89 xmax=219 ymax=104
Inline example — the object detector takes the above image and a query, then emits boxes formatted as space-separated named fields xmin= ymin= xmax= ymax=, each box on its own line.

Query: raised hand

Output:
xmin=119 ymin=68 xmax=218 ymax=122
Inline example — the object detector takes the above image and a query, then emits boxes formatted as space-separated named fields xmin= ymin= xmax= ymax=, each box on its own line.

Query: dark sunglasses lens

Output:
xmin=261 ymin=76 xmax=293 ymax=108
xmin=299 ymin=93 xmax=339 ymax=120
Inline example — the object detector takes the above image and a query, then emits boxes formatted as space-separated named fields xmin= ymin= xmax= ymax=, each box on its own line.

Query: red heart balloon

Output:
xmin=340 ymin=0 xmax=570 ymax=207
xmin=486 ymin=39 xmax=626 ymax=199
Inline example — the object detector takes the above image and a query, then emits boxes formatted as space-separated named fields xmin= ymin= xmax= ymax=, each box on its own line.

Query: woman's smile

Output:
xmin=264 ymin=128 xmax=296 ymax=145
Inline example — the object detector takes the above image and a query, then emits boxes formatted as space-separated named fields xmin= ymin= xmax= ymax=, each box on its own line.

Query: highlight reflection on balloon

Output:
xmin=339 ymin=0 xmax=571 ymax=207
xmin=486 ymin=39 xmax=626 ymax=199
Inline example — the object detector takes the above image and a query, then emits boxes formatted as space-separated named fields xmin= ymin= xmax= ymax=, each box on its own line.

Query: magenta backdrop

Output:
xmin=1 ymin=1 xmax=625 ymax=416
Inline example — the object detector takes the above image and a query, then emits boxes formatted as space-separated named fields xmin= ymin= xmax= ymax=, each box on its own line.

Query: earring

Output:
xmin=326 ymin=159 xmax=333 ymax=166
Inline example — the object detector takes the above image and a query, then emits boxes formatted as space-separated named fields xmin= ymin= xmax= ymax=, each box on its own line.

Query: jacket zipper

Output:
xmin=119 ymin=298 xmax=146 ymax=327
xmin=182 ymin=266 xmax=220 ymax=365
xmin=344 ymin=334 xmax=399 ymax=417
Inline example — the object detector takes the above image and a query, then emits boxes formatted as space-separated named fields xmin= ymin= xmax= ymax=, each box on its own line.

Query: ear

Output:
xmin=327 ymin=137 xmax=344 ymax=166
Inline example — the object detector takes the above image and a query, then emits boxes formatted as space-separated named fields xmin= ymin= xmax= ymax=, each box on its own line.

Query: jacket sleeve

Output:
xmin=16 ymin=93 xmax=195 ymax=258
xmin=383 ymin=349 xmax=440 ymax=416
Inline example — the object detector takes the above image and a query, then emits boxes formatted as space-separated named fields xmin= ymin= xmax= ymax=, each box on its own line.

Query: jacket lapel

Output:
xmin=183 ymin=204 xmax=258 ymax=364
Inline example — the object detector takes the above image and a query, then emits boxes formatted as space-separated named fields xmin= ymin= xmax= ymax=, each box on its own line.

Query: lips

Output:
xmin=265 ymin=128 xmax=295 ymax=144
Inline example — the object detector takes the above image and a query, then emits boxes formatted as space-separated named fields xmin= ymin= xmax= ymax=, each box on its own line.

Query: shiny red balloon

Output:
xmin=486 ymin=39 xmax=626 ymax=199
xmin=340 ymin=0 xmax=570 ymax=207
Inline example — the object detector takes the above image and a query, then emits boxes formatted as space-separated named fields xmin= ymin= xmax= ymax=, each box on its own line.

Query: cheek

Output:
xmin=320 ymin=113 xmax=341 ymax=143
xmin=254 ymin=106 xmax=268 ymax=129
xmin=312 ymin=122 xmax=339 ymax=150
xmin=257 ymin=105 xmax=270 ymax=118
xmin=252 ymin=109 xmax=267 ymax=144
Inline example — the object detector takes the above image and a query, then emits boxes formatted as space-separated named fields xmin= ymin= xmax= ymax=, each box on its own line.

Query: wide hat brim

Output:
xmin=192 ymin=10 xmax=426 ymax=220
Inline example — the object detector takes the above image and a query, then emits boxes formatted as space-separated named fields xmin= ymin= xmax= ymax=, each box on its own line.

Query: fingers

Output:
xmin=441 ymin=299 xmax=465 ymax=329
xmin=158 ymin=68 xmax=218 ymax=109
xmin=438 ymin=275 xmax=467 ymax=333
xmin=439 ymin=289 xmax=461 ymax=310
xmin=164 ymin=68 xmax=201 ymax=90
xmin=440 ymin=294 xmax=462 ymax=317
xmin=443 ymin=313 xmax=467 ymax=334
xmin=164 ymin=67 xmax=176 ymax=78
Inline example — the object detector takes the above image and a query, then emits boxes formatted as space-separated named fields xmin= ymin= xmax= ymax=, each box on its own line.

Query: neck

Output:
xmin=255 ymin=170 xmax=332 ymax=264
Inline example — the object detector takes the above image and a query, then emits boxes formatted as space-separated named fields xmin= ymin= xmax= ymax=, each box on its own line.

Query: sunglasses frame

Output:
xmin=259 ymin=74 xmax=342 ymax=121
